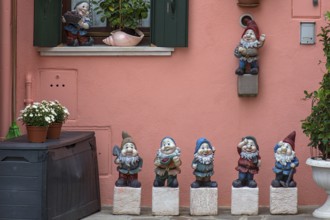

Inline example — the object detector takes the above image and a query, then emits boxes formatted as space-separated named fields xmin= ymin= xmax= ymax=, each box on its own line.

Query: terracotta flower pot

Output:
xmin=47 ymin=122 xmax=63 ymax=139
xmin=103 ymin=29 xmax=144 ymax=46
xmin=26 ymin=125 xmax=48 ymax=143
xmin=237 ymin=0 xmax=260 ymax=7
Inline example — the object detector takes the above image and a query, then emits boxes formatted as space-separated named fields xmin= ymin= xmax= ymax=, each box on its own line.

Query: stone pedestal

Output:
xmin=152 ymin=187 xmax=179 ymax=215
xmin=190 ymin=187 xmax=218 ymax=215
xmin=113 ymin=186 xmax=141 ymax=215
xmin=231 ymin=186 xmax=259 ymax=215
xmin=237 ymin=74 xmax=258 ymax=96
xmin=270 ymin=186 xmax=298 ymax=214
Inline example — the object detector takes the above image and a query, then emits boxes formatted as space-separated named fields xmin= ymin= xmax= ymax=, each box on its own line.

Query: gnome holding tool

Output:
xmin=113 ymin=131 xmax=143 ymax=188
xmin=271 ymin=131 xmax=299 ymax=188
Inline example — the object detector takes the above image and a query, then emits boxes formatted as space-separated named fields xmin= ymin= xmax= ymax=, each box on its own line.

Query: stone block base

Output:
xmin=231 ymin=186 xmax=259 ymax=215
xmin=190 ymin=187 xmax=218 ymax=215
xmin=270 ymin=186 xmax=298 ymax=214
xmin=237 ymin=74 xmax=258 ymax=96
xmin=113 ymin=186 xmax=141 ymax=215
xmin=152 ymin=187 xmax=179 ymax=215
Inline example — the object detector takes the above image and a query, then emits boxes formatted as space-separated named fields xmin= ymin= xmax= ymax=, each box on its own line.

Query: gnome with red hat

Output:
xmin=271 ymin=131 xmax=299 ymax=187
xmin=113 ymin=131 xmax=143 ymax=188
xmin=234 ymin=18 xmax=266 ymax=75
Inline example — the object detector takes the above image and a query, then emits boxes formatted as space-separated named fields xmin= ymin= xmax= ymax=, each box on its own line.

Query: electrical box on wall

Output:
xmin=300 ymin=22 xmax=315 ymax=44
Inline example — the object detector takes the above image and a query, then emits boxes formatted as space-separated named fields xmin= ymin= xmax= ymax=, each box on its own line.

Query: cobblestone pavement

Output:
xmin=82 ymin=206 xmax=319 ymax=220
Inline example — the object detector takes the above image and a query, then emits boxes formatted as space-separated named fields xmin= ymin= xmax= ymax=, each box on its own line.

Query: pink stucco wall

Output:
xmin=1 ymin=0 xmax=329 ymax=207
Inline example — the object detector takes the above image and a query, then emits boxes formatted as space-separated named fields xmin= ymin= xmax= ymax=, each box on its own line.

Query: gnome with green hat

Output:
xmin=113 ymin=131 xmax=143 ymax=188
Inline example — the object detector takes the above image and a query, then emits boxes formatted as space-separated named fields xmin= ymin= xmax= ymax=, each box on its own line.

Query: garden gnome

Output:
xmin=153 ymin=137 xmax=182 ymax=187
xmin=234 ymin=17 xmax=266 ymax=75
xmin=232 ymin=136 xmax=261 ymax=188
xmin=62 ymin=1 xmax=94 ymax=46
xmin=191 ymin=138 xmax=217 ymax=188
xmin=113 ymin=131 xmax=143 ymax=188
xmin=271 ymin=131 xmax=299 ymax=187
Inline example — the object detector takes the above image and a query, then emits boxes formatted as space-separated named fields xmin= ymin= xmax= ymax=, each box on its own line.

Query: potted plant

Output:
xmin=302 ymin=11 xmax=330 ymax=219
xmin=237 ymin=0 xmax=260 ymax=7
xmin=92 ymin=0 xmax=150 ymax=46
xmin=17 ymin=101 xmax=55 ymax=142
xmin=45 ymin=100 xmax=70 ymax=139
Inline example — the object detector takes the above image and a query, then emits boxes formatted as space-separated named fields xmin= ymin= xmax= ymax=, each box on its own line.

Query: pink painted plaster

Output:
xmin=1 ymin=0 xmax=329 ymax=208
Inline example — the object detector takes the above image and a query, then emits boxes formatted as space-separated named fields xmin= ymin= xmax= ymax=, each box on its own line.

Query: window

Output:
xmin=34 ymin=0 xmax=188 ymax=49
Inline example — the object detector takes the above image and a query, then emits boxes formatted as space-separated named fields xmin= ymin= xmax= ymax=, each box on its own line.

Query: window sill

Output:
xmin=37 ymin=44 xmax=174 ymax=56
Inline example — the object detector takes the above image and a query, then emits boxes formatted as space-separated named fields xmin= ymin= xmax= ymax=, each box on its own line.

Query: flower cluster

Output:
xmin=44 ymin=100 xmax=70 ymax=123
xmin=17 ymin=100 xmax=70 ymax=127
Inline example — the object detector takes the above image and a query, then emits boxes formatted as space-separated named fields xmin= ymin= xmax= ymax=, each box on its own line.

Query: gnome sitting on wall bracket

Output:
xmin=153 ymin=137 xmax=182 ymax=188
xmin=113 ymin=131 xmax=143 ymax=188
xmin=191 ymin=138 xmax=218 ymax=188
xmin=271 ymin=131 xmax=299 ymax=188
xmin=234 ymin=17 xmax=266 ymax=75
xmin=232 ymin=136 xmax=261 ymax=188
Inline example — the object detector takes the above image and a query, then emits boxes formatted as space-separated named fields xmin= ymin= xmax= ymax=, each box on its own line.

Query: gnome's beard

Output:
xmin=240 ymin=39 xmax=259 ymax=48
xmin=194 ymin=153 xmax=214 ymax=165
xmin=118 ymin=154 xmax=140 ymax=167
xmin=157 ymin=148 xmax=181 ymax=159
xmin=275 ymin=152 xmax=295 ymax=166
xmin=240 ymin=151 xmax=259 ymax=161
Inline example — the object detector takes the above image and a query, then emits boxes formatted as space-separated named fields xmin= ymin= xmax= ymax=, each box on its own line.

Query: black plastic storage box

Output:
xmin=0 ymin=131 xmax=101 ymax=220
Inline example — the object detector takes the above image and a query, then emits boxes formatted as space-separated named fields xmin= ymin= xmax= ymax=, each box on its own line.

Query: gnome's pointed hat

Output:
xmin=242 ymin=19 xmax=260 ymax=40
xmin=121 ymin=131 xmax=135 ymax=148
xmin=194 ymin=138 xmax=214 ymax=154
xmin=283 ymin=131 xmax=296 ymax=150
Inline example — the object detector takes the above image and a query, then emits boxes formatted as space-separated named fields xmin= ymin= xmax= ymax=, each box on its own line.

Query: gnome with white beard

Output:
xmin=271 ymin=131 xmax=299 ymax=187
xmin=191 ymin=138 xmax=217 ymax=188
xmin=232 ymin=136 xmax=261 ymax=188
xmin=113 ymin=131 xmax=143 ymax=188
xmin=153 ymin=137 xmax=182 ymax=187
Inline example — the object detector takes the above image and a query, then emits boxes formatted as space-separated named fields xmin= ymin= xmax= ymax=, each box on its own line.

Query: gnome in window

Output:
xmin=232 ymin=136 xmax=261 ymax=188
xmin=271 ymin=131 xmax=299 ymax=187
xmin=234 ymin=18 xmax=266 ymax=75
xmin=153 ymin=137 xmax=182 ymax=187
xmin=191 ymin=138 xmax=217 ymax=188
xmin=113 ymin=131 xmax=143 ymax=188
xmin=62 ymin=1 xmax=94 ymax=46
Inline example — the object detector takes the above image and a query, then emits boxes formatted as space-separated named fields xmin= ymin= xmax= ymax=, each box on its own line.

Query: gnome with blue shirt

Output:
xmin=191 ymin=138 xmax=217 ymax=188
xmin=271 ymin=131 xmax=299 ymax=187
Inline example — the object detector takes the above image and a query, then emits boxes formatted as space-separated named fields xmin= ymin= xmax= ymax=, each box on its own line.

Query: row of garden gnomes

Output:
xmin=112 ymin=131 xmax=299 ymax=189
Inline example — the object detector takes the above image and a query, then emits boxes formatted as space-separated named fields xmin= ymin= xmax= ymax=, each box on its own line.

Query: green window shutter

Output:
xmin=151 ymin=0 xmax=188 ymax=47
xmin=34 ymin=0 xmax=62 ymax=47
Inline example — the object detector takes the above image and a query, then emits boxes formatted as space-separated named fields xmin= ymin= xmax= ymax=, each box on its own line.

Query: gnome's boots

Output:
xmin=191 ymin=180 xmax=201 ymax=188
xmin=153 ymin=175 xmax=165 ymax=187
xmin=65 ymin=31 xmax=79 ymax=46
xmin=203 ymin=180 xmax=218 ymax=188
xmin=247 ymin=179 xmax=257 ymax=188
xmin=128 ymin=174 xmax=141 ymax=188
xmin=115 ymin=173 xmax=129 ymax=187
xmin=232 ymin=179 xmax=243 ymax=188
xmin=167 ymin=175 xmax=179 ymax=188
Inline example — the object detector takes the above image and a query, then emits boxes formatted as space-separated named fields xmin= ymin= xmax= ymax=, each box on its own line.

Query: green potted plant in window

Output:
xmin=92 ymin=0 xmax=150 ymax=46
xmin=302 ymin=11 xmax=330 ymax=219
